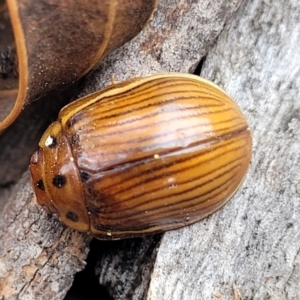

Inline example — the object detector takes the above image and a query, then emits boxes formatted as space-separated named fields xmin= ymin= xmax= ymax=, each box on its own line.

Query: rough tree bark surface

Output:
xmin=1 ymin=0 xmax=299 ymax=299
xmin=0 ymin=173 xmax=92 ymax=300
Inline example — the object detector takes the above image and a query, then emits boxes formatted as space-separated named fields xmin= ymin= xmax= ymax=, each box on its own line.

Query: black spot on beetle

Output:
xmin=36 ymin=179 xmax=45 ymax=190
xmin=52 ymin=174 xmax=67 ymax=188
xmin=80 ymin=171 xmax=90 ymax=182
xmin=47 ymin=135 xmax=57 ymax=148
xmin=71 ymin=134 xmax=80 ymax=146
xmin=66 ymin=211 xmax=79 ymax=222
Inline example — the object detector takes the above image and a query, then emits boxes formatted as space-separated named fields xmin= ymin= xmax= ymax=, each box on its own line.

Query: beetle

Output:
xmin=29 ymin=73 xmax=252 ymax=240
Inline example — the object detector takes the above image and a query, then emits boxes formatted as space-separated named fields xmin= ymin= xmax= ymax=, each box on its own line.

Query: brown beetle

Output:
xmin=30 ymin=73 xmax=252 ymax=240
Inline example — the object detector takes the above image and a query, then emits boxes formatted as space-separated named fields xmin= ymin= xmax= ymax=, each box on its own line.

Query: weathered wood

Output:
xmin=96 ymin=236 xmax=162 ymax=300
xmin=0 ymin=172 xmax=92 ymax=300
xmin=79 ymin=0 xmax=242 ymax=94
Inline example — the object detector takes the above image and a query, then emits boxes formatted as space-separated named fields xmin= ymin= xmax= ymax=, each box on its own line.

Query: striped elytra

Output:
xmin=29 ymin=73 xmax=252 ymax=240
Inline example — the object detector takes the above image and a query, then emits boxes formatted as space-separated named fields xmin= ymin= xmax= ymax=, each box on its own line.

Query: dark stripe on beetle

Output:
xmin=99 ymin=163 xmax=243 ymax=222
xmin=87 ymin=204 xmax=101 ymax=216
xmin=66 ymin=118 xmax=76 ymax=128
xmin=136 ymin=169 xmax=242 ymax=221
xmin=84 ymin=131 xmax=248 ymax=191
xmin=78 ymin=103 xmax=239 ymax=137
xmin=93 ymin=224 xmax=114 ymax=231
xmin=84 ymin=137 xmax=248 ymax=214
xmin=71 ymin=105 xmax=245 ymax=150
xmin=84 ymin=90 xmax=225 ymax=124
xmin=73 ymin=122 xmax=248 ymax=170
xmin=66 ymin=78 xmax=206 ymax=124
xmin=67 ymin=92 xmax=238 ymax=153
xmin=77 ymin=114 xmax=245 ymax=151
xmin=71 ymin=87 xmax=227 ymax=127
xmin=66 ymin=78 xmax=181 ymax=126
xmin=91 ymin=163 xmax=243 ymax=223
xmin=138 ymin=174 xmax=239 ymax=220
xmin=90 ymin=78 xmax=224 ymax=117
xmin=89 ymin=148 xmax=245 ymax=216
